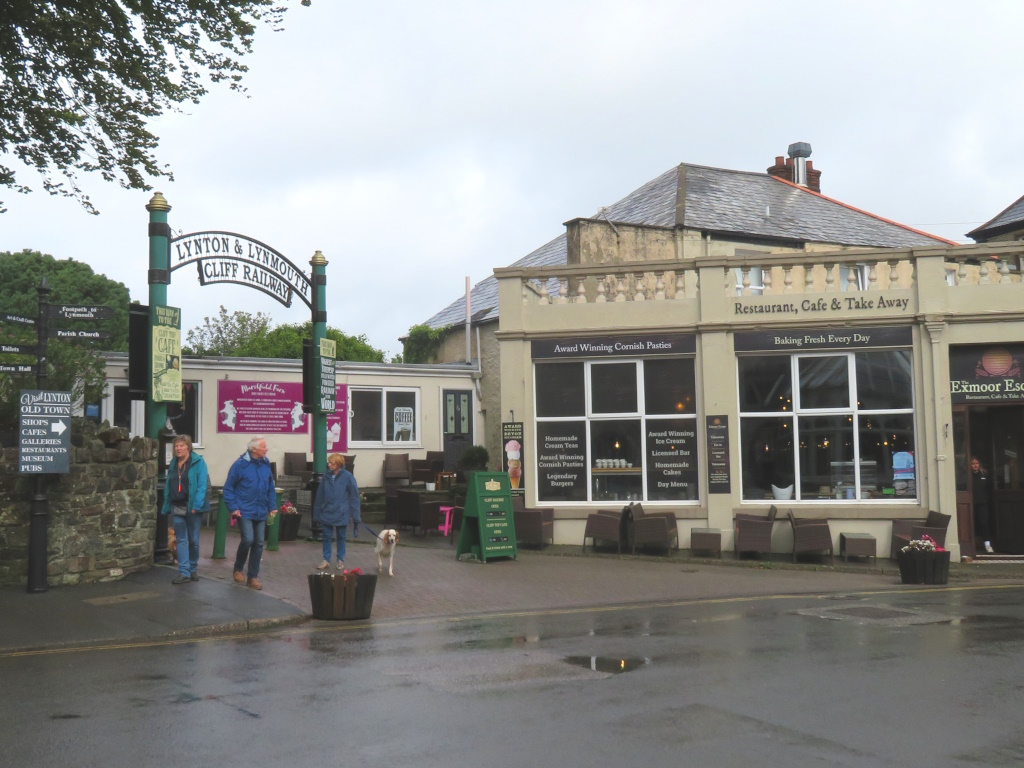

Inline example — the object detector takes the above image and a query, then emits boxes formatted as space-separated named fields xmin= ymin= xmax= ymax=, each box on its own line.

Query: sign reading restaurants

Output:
xmin=217 ymin=380 xmax=310 ymax=434
xmin=950 ymin=344 xmax=1024 ymax=403
xmin=19 ymin=390 xmax=71 ymax=474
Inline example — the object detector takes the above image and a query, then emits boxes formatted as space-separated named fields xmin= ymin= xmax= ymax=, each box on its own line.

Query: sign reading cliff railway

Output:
xmin=170 ymin=231 xmax=313 ymax=309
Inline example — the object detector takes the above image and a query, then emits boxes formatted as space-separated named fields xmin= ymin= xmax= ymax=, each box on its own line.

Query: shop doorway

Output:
xmin=442 ymin=389 xmax=473 ymax=472
xmin=953 ymin=405 xmax=1024 ymax=556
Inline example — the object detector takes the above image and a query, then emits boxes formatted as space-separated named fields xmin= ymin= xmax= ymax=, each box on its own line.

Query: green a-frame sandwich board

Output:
xmin=455 ymin=472 xmax=517 ymax=563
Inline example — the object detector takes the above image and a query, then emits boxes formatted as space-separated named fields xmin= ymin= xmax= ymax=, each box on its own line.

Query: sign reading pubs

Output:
xmin=19 ymin=390 xmax=72 ymax=474
xmin=536 ymin=422 xmax=587 ymax=501
xmin=502 ymin=422 xmax=525 ymax=494
xmin=455 ymin=472 xmax=517 ymax=563
xmin=734 ymin=325 xmax=911 ymax=352
xmin=170 ymin=231 xmax=313 ymax=310
xmin=151 ymin=305 xmax=182 ymax=403
xmin=705 ymin=415 xmax=731 ymax=493
xmin=532 ymin=332 xmax=696 ymax=359
xmin=950 ymin=344 xmax=1024 ymax=403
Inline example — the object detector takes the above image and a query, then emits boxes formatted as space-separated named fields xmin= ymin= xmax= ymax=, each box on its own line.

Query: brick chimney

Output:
xmin=767 ymin=142 xmax=821 ymax=193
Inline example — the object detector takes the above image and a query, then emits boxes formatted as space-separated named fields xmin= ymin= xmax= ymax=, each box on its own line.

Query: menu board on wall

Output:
xmin=645 ymin=420 xmax=698 ymax=499
xmin=536 ymin=422 xmax=587 ymax=501
xmin=705 ymin=415 xmax=731 ymax=493
xmin=217 ymin=380 xmax=310 ymax=434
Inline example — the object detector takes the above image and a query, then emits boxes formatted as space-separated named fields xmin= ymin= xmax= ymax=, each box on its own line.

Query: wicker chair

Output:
xmin=890 ymin=510 xmax=951 ymax=557
xmin=395 ymin=489 xmax=441 ymax=535
xmin=382 ymin=453 xmax=411 ymax=486
xmin=735 ymin=505 xmax=778 ymax=557
xmin=787 ymin=510 xmax=834 ymax=564
xmin=583 ymin=509 xmax=627 ymax=553
xmin=512 ymin=502 xmax=554 ymax=549
xmin=627 ymin=503 xmax=678 ymax=554
xmin=410 ymin=451 xmax=445 ymax=484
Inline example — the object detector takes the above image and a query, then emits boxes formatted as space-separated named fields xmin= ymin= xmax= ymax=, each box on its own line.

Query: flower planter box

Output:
xmin=897 ymin=549 xmax=950 ymax=585
xmin=308 ymin=572 xmax=377 ymax=620
xmin=278 ymin=514 xmax=302 ymax=542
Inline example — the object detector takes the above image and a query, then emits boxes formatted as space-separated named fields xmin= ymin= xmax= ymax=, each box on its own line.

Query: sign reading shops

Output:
xmin=950 ymin=344 xmax=1024 ymax=403
xmin=532 ymin=332 xmax=695 ymax=359
xmin=734 ymin=325 xmax=912 ymax=352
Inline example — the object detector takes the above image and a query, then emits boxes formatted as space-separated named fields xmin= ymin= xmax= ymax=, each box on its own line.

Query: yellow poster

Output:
xmin=152 ymin=306 xmax=182 ymax=403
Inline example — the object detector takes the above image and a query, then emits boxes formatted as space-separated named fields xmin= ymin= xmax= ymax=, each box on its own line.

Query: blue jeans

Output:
xmin=322 ymin=524 xmax=347 ymax=563
xmin=172 ymin=512 xmax=202 ymax=577
xmin=234 ymin=518 xmax=265 ymax=579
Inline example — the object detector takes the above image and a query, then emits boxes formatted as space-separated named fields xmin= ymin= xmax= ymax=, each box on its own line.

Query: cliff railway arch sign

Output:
xmin=170 ymin=231 xmax=313 ymax=309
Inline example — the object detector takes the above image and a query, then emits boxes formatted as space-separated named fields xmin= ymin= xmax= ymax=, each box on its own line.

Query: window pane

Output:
xmin=167 ymin=381 xmax=200 ymax=442
xmin=858 ymin=413 xmax=916 ymax=498
xmin=113 ymin=385 xmax=132 ymax=430
xmin=590 ymin=420 xmax=641 ymax=501
xmin=536 ymin=421 xmax=588 ymax=502
xmin=740 ymin=417 xmax=793 ymax=500
xmin=386 ymin=391 xmax=417 ymax=441
xmin=536 ymin=362 xmax=584 ymax=417
xmin=856 ymin=350 xmax=913 ymax=410
xmin=591 ymin=362 xmax=637 ymax=414
xmin=798 ymin=415 xmax=854 ymax=500
xmin=798 ymin=356 xmax=849 ymax=408
xmin=738 ymin=357 xmax=792 ymax=413
xmin=351 ymin=390 xmax=382 ymax=442
xmin=645 ymin=418 xmax=698 ymax=501
xmin=644 ymin=358 xmax=696 ymax=415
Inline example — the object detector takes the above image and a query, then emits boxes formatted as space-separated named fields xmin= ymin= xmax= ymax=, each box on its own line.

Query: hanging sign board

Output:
xmin=19 ymin=390 xmax=72 ymax=474
xmin=1 ymin=313 xmax=36 ymax=325
xmin=49 ymin=329 xmax=112 ymax=340
xmin=151 ymin=305 xmax=182 ymax=403
xmin=318 ymin=337 xmax=336 ymax=413
xmin=456 ymin=472 xmax=518 ymax=563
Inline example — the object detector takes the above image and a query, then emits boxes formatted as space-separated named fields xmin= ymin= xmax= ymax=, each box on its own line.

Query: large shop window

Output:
xmin=535 ymin=358 xmax=697 ymax=503
xmin=105 ymin=382 xmax=200 ymax=443
xmin=738 ymin=350 xmax=916 ymax=502
xmin=350 ymin=388 xmax=419 ymax=445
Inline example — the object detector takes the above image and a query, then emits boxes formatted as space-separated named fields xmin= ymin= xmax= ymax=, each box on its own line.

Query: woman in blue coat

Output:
xmin=314 ymin=453 xmax=361 ymax=570
xmin=160 ymin=435 xmax=210 ymax=584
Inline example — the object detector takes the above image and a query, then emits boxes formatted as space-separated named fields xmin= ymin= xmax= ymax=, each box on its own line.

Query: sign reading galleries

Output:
xmin=218 ymin=380 xmax=309 ymax=434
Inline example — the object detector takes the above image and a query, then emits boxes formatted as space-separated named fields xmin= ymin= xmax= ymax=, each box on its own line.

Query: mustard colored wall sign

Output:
xmin=456 ymin=472 xmax=518 ymax=563
xmin=151 ymin=305 xmax=181 ymax=403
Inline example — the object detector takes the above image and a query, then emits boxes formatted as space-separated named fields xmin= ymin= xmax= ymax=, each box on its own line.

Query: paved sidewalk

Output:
xmin=4 ymin=522 xmax=1024 ymax=655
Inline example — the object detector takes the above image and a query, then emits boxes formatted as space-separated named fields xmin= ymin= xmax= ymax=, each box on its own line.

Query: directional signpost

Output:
xmin=19 ymin=390 xmax=72 ymax=474
xmin=47 ymin=305 xmax=116 ymax=321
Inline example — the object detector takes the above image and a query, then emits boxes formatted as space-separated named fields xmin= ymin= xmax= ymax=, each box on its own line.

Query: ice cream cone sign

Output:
xmin=505 ymin=439 xmax=522 ymax=489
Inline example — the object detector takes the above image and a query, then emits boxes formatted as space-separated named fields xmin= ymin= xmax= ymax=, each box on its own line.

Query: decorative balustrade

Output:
xmin=504 ymin=243 xmax=1024 ymax=308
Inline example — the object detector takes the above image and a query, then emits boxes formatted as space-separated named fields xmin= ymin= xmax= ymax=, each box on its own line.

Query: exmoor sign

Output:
xmin=170 ymin=231 xmax=312 ymax=309
xmin=950 ymin=344 xmax=1024 ymax=403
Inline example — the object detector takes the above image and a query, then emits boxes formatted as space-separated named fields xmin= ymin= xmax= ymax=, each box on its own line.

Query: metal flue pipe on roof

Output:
xmin=465 ymin=276 xmax=471 ymax=364
xmin=788 ymin=141 xmax=812 ymax=187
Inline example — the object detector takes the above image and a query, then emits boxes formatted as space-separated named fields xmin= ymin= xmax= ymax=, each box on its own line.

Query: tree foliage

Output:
xmin=0 ymin=249 xmax=130 ymax=430
xmin=0 ymin=0 xmax=311 ymax=213
xmin=402 ymin=323 xmax=450 ymax=364
xmin=183 ymin=306 xmax=385 ymax=362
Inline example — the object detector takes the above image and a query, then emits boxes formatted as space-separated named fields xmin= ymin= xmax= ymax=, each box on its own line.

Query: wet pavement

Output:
xmin=3 ymin=517 xmax=1024 ymax=655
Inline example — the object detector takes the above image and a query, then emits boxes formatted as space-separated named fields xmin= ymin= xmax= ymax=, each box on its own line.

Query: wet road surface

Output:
xmin=4 ymin=582 xmax=1023 ymax=768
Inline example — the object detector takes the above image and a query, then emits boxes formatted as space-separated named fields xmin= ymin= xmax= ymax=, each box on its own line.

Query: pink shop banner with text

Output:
xmin=217 ymin=380 xmax=310 ymax=434
xmin=318 ymin=384 xmax=349 ymax=454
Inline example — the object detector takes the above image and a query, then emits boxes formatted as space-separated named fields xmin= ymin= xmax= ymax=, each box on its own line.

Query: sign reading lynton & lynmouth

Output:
xmin=950 ymin=344 xmax=1024 ymax=404
xmin=734 ymin=325 xmax=912 ymax=352
xmin=532 ymin=333 xmax=695 ymax=359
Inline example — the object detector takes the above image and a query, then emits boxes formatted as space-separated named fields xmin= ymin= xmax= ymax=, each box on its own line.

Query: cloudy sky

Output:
xmin=3 ymin=1 xmax=1023 ymax=359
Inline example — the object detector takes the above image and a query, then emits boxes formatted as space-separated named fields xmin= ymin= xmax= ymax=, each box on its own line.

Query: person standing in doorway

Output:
xmin=315 ymin=453 xmax=361 ymax=571
xmin=971 ymin=456 xmax=993 ymax=554
xmin=161 ymin=435 xmax=209 ymax=584
xmin=224 ymin=436 xmax=277 ymax=590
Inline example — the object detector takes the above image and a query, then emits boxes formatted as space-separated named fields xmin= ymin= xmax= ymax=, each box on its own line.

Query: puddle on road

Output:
xmin=563 ymin=656 xmax=651 ymax=674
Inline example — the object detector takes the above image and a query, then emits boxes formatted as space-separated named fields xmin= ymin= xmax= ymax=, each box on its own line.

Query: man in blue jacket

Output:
xmin=223 ymin=436 xmax=277 ymax=590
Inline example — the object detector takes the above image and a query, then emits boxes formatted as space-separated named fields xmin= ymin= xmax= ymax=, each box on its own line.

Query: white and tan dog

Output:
xmin=374 ymin=528 xmax=399 ymax=576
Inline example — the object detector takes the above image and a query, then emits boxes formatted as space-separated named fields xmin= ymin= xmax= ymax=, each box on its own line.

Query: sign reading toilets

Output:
xmin=217 ymin=380 xmax=310 ymax=433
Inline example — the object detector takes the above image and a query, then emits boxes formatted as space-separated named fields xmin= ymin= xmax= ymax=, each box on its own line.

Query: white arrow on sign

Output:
xmin=51 ymin=420 xmax=67 ymax=436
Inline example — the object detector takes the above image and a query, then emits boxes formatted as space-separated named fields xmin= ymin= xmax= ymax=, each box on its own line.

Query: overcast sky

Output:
xmin=3 ymin=1 xmax=1023 ymax=359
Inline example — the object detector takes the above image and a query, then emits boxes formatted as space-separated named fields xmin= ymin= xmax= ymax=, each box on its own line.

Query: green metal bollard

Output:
xmin=266 ymin=489 xmax=283 ymax=551
xmin=212 ymin=492 xmax=229 ymax=559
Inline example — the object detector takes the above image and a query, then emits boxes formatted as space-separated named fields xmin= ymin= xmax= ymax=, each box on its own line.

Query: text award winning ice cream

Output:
xmin=505 ymin=439 xmax=522 ymax=489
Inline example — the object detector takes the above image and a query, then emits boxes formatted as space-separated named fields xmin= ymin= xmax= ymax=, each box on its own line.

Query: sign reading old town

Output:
xmin=171 ymin=231 xmax=313 ymax=309
xmin=950 ymin=344 xmax=1024 ymax=403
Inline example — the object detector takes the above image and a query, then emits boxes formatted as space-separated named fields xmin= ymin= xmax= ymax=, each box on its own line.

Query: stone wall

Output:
xmin=0 ymin=422 xmax=158 ymax=586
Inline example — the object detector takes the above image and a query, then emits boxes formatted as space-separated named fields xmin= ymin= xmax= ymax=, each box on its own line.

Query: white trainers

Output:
xmin=984 ymin=541 xmax=994 ymax=554
xmin=336 ymin=561 xmax=345 ymax=571
xmin=316 ymin=560 xmax=330 ymax=571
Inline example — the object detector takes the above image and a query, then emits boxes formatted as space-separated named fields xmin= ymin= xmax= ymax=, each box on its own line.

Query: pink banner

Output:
xmin=217 ymin=380 xmax=309 ymax=434
xmin=319 ymin=384 xmax=349 ymax=453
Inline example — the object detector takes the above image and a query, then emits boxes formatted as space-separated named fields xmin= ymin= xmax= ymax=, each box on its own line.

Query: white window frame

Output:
xmin=348 ymin=386 xmax=422 ymax=448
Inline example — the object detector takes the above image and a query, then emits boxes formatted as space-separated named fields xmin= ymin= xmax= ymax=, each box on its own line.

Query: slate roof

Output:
xmin=423 ymin=162 xmax=954 ymax=330
xmin=967 ymin=193 xmax=1024 ymax=241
